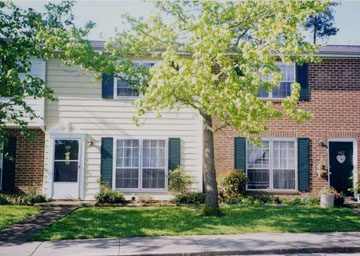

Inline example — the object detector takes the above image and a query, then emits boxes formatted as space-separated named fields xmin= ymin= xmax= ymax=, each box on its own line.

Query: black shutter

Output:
xmin=2 ymin=136 xmax=16 ymax=192
xmin=101 ymin=137 xmax=113 ymax=187
xmin=296 ymin=63 xmax=309 ymax=100
xmin=102 ymin=73 xmax=114 ymax=99
xmin=168 ymin=138 xmax=181 ymax=171
xmin=234 ymin=137 xmax=246 ymax=172
xmin=298 ymin=138 xmax=310 ymax=191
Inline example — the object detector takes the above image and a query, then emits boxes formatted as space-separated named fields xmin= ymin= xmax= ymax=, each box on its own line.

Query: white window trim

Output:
xmin=112 ymin=136 xmax=169 ymax=193
xmin=47 ymin=133 xmax=86 ymax=200
xmin=246 ymin=137 xmax=298 ymax=192
xmin=257 ymin=62 xmax=296 ymax=100
xmin=114 ymin=60 xmax=159 ymax=100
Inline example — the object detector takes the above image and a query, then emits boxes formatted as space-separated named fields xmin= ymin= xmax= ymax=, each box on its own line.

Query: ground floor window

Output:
xmin=247 ymin=139 xmax=296 ymax=190
xmin=115 ymin=139 xmax=166 ymax=190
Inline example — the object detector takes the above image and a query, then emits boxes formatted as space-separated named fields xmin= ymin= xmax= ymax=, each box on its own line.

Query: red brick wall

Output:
xmin=6 ymin=129 xmax=45 ymax=194
xmin=214 ymin=58 xmax=360 ymax=195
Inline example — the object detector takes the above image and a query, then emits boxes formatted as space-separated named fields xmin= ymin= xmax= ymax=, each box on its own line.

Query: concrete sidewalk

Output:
xmin=1 ymin=232 xmax=360 ymax=256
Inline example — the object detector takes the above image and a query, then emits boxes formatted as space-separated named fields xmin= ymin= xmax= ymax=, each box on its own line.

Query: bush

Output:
xmin=301 ymin=196 xmax=319 ymax=206
xmin=0 ymin=193 xmax=46 ymax=205
xmin=168 ymin=167 xmax=192 ymax=194
xmin=171 ymin=192 xmax=205 ymax=205
xmin=218 ymin=170 xmax=249 ymax=202
xmin=0 ymin=194 xmax=9 ymax=205
xmin=334 ymin=192 xmax=345 ymax=206
xmin=95 ymin=185 xmax=127 ymax=204
xmin=259 ymin=195 xmax=273 ymax=204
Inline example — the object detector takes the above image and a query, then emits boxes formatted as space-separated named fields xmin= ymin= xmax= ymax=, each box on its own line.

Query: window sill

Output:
xmin=247 ymin=190 xmax=300 ymax=195
xmin=114 ymin=96 xmax=139 ymax=101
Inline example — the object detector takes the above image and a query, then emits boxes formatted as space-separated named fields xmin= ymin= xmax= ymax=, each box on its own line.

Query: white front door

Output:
xmin=52 ymin=139 xmax=80 ymax=199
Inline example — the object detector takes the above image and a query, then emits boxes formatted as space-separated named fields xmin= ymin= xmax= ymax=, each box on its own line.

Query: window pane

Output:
xmin=55 ymin=140 xmax=79 ymax=160
xmin=116 ymin=168 xmax=139 ymax=188
xmin=247 ymin=169 xmax=269 ymax=189
xmin=142 ymin=168 xmax=165 ymax=189
xmin=273 ymin=169 xmax=295 ymax=189
xmin=257 ymin=88 xmax=269 ymax=98
xmin=272 ymin=82 xmax=291 ymax=98
xmin=54 ymin=162 xmax=78 ymax=182
xmin=247 ymin=141 xmax=269 ymax=169
xmin=116 ymin=139 xmax=139 ymax=168
xmin=116 ymin=79 xmax=139 ymax=97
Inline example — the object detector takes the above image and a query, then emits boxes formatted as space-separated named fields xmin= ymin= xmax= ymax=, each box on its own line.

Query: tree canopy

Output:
xmin=108 ymin=0 xmax=330 ymax=213
xmin=304 ymin=2 xmax=339 ymax=44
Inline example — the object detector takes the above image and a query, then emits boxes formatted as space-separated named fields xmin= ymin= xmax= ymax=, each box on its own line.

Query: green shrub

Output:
xmin=334 ymin=192 xmax=345 ymax=206
xmin=171 ymin=192 xmax=205 ymax=205
xmin=0 ymin=193 xmax=46 ymax=205
xmin=289 ymin=197 xmax=302 ymax=206
xmin=241 ymin=195 xmax=255 ymax=205
xmin=301 ymin=196 xmax=319 ymax=206
xmin=259 ymin=195 xmax=273 ymax=204
xmin=0 ymin=194 xmax=9 ymax=205
xmin=168 ymin=167 xmax=192 ymax=194
xmin=95 ymin=185 xmax=127 ymax=204
xmin=218 ymin=169 xmax=249 ymax=202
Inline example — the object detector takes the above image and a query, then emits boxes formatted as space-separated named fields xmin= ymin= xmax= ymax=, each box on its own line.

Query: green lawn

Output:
xmin=30 ymin=205 xmax=360 ymax=241
xmin=0 ymin=205 xmax=42 ymax=230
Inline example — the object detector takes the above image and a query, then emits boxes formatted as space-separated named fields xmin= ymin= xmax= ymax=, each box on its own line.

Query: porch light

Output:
xmin=319 ymin=140 xmax=328 ymax=148
xmin=87 ymin=140 xmax=94 ymax=147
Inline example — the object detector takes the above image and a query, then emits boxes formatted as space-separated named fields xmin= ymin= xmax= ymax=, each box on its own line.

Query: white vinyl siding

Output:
xmin=246 ymin=138 xmax=296 ymax=191
xmin=43 ymin=59 xmax=203 ymax=200
xmin=3 ymin=58 xmax=46 ymax=127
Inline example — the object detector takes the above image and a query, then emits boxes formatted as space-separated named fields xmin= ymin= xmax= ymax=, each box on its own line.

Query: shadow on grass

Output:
xmin=29 ymin=205 xmax=360 ymax=241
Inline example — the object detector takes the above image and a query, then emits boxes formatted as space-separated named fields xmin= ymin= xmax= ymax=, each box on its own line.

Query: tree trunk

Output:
xmin=203 ymin=116 xmax=221 ymax=216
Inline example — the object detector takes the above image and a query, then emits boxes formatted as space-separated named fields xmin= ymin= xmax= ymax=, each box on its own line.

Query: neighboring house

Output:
xmin=214 ymin=45 xmax=360 ymax=197
xmin=1 ymin=58 xmax=46 ymax=194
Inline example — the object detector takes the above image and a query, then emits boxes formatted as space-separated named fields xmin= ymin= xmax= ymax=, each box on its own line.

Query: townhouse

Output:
xmin=2 ymin=43 xmax=360 ymax=199
xmin=215 ymin=45 xmax=360 ymax=196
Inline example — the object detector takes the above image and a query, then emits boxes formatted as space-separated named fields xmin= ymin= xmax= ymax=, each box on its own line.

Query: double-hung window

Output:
xmin=114 ymin=61 xmax=156 ymax=98
xmin=257 ymin=63 xmax=295 ymax=99
xmin=115 ymin=138 xmax=167 ymax=191
xmin=247 ymin=138 xmax=296 ymax=190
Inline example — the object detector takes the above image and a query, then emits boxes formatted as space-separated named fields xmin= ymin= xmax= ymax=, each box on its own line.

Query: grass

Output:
xmin=0 ymin=205 xmax=42 ymax=230
xmin=29 ymin=205 xmax=360 ymax=241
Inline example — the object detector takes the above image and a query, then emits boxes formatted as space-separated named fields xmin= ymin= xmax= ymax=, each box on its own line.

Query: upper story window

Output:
xmin=257 ymin=63 xmax=295 ymax=99
xmin=114 ymin=61 xmax=156 ymax=99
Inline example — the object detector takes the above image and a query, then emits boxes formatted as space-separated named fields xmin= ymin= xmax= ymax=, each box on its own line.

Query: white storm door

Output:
xmin=52 ymin=139 xmax=80 ymax=199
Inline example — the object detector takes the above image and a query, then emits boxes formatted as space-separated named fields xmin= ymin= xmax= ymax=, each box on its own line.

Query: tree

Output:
xmin=0 ymin=1 xmax=112 ymax=143
xmin=107 ymin=0 xmax=329 ymax=215
xmin=304 ymin=2 xmax=339 ymax=44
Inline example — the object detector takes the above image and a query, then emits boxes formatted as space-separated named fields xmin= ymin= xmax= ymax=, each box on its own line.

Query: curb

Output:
xmin=120 ymin=246 xmax=360 ymax=256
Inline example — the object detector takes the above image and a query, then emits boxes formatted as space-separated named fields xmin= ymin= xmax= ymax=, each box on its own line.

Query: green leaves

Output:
xmin=0 ymin=1 xmax=112 ymax=143
xmin=112 ymin=0 xmax=329 ymax=141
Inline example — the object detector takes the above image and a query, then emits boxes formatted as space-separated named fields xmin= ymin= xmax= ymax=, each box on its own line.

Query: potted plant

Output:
xmin=319 ymin=187 xmax=336 ymax=207
xmin=348 ymin=175 xmax=360 ymax=202
xmin=350 ymin=182 xmax=360 ymax=202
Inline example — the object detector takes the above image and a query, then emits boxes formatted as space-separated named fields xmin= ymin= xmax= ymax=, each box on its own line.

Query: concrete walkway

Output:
xmin=0 ymin=206 xmax=77 ymax=245
xmin=2 ymin=232 xmax=360 ymax=256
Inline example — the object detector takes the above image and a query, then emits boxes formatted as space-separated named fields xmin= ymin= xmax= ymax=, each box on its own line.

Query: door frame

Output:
xmin=48 ymin=133 xmax=86 ymax=200
xmin=327 ymin=138 xmax=357 ymax=196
